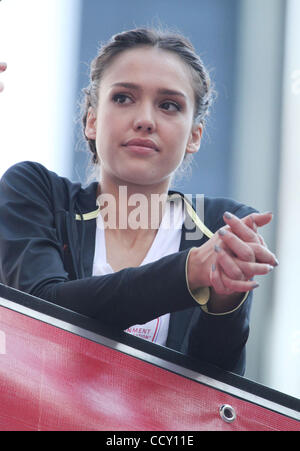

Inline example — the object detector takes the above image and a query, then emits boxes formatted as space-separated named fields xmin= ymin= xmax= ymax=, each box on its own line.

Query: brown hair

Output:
xmin=82 ymin=27 xmax=214 ymax=165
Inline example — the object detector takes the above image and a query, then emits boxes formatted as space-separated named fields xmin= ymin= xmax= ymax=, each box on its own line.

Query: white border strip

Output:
xmin=0 ymin=296 xmax=299 ymax=421
xmin=0 ymin=0 xmax=80 ymax=178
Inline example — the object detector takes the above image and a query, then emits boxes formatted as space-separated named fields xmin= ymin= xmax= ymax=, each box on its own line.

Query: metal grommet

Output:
xmin=219 ymin=404 xmax=236 ymax=423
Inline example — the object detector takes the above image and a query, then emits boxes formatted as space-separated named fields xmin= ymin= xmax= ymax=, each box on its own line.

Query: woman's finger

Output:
xmin=248 ymin=242 xmax=279 ymax=266
xmin=241 ymin=211 xmax=273 ymax=230
xmin=246 ymin=212 xmax=273 ymax=227
xmin=217 ymin=228 xmax=256 ymax=261
xmin=223 ymin=211 xmax=273 ymax=244
xmin=214 ymin=244 xmax=246 ymax=278
xmin=240 ymin=214 xmax=277 ymax=259
xmin=239 ymin=213 xmax=257 ymax=233
xmin=218 ymin=228 xmax=278 ymax=267
xmin=215 ymin=243 xmax=273 ymax=279
xmin=221 ymin=271 xmax=259 ymax=293
xmin=222 ymin=213 xmax=269 ymax=247
xmin=210 ymin=262 xmax=232 ymax=295
xmin=257 ymin=233 xmax=267 ymax=247
xmin=223 ymin=212 xmax=261 ymax=243
xmin=235 ymin=259 xmax=274 ymax=279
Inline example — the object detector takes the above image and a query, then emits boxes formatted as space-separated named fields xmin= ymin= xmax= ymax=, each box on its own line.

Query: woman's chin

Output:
xmin=109 ymin=167 xmax=168 ymax=188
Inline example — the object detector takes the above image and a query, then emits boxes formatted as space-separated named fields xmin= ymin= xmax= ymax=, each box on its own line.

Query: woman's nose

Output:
xmin=133 ymin=105 xmax=156 ymax=133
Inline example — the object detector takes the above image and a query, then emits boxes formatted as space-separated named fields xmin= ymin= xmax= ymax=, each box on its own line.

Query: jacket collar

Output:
xmin=75 ymin=187 xmax=213 ymax=279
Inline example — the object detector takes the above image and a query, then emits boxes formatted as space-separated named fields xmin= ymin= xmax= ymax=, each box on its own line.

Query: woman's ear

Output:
xmin=186 ymin=123 xmax=203 ymax=155
xmin=85 ymin=107 xmax=97 ymax=140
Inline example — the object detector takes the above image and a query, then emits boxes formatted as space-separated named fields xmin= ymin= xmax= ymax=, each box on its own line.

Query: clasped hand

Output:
xmin=188 ymin=211 xmax=278 ymax=297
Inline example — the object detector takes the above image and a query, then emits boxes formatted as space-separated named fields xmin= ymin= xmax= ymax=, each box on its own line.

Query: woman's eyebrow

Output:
xmin=111 ymin=82 xmax=187 ymax=99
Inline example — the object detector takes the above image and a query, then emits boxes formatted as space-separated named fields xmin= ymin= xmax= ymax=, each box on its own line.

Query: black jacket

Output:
xmin=0 ymin=161 xmax=256 ymax=374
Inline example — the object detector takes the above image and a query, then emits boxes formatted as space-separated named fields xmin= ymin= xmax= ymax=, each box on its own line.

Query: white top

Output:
xmin=92 ymin=197 xmax=185 ymax=346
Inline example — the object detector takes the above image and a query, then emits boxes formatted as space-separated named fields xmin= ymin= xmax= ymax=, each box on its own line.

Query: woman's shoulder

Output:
xmin=169 ymin=190 xmax=258 ymax=234
xmin=203 ymin=195 xmax=258 ymax=233
xmin=170 ymin=190 xmax=257 ymax=216
xmin=1 ymin=161 xmax=98 ymax=213
xmin=204 ymin=195 xmax=257 ymax=217
xmin=0 ymin=161 xmax=85 ymax=209
xmin=2 ymin=160 xmax=71 ymax=185
xmin=1 ymin=160 xmax=81 ymax=194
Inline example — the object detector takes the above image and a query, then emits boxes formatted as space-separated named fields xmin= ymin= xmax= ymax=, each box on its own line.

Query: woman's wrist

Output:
xmin=187 ymin=247 xmax=247 ymax=314
xmin=186 ymin=246 xmax=210 ymax=291
xmin=207 ymin=289 xmax=245 ymax=314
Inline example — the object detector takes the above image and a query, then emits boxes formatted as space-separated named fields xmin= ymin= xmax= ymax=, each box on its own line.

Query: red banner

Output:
xmin=0 ymin=304 xmax=299 ymax=431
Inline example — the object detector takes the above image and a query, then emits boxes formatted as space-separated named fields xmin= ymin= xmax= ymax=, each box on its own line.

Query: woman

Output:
xmin=0 ymin=29 xmax=278 ymax=375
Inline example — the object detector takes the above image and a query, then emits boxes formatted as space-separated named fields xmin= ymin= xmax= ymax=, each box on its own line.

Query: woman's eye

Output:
xmin=112 ymin=93 xmax=132 ymax=104
xmin=160 ymin=101 xmax=181 ymax=112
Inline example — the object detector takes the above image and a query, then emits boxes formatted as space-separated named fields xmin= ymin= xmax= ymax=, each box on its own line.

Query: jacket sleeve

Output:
xmin=182 ymin=199 xmax=258 ymax=375
xmin=0 ymin=162 xmax=198 ymax=329
xmin=183 ymin=295 xmax=252 ymax=375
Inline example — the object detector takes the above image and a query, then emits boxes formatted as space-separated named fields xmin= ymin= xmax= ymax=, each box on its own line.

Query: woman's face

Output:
xmin=85 ymin=46 xmax=202 ymax=188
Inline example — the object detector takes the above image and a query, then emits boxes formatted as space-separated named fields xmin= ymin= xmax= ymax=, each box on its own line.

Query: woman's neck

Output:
xmin=96 ymin=173 xmax=171 ymax=237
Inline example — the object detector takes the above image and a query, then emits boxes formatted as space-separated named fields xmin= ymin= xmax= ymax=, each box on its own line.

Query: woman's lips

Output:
xmin=123 ymin=138 xmax=159 ymax=154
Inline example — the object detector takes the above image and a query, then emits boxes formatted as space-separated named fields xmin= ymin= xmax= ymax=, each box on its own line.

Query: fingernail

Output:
xmin=268 ymin=265 xmax=274 ymax=272
xmin=212 ymin=263 xmax=216 ymax=272
xmin=218 ymin=229 xmax=227 ymax=236
xmin=252 ymin=282 xmax=260 ymax=289
xmin=274 ymin=258 xmax=279 ymax=267
xmin=214 ymin=245 xmax=221 ymax=253
xmin=224 ymin=211 xmax=233 ymax=219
